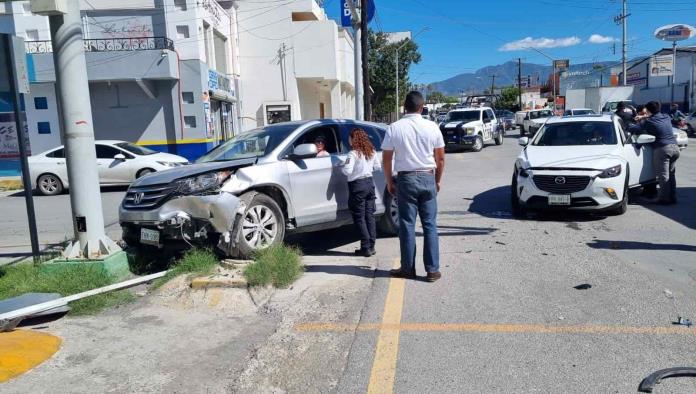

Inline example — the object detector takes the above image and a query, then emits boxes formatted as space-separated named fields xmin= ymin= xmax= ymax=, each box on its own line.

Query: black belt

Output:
xmin=399 ymin=169 xmax=435 ymax=175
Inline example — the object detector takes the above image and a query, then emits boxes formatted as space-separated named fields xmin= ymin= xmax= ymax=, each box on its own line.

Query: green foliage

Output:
xmin=0 ymin=264 xmax=134 ymax=315
xmin=368 ymin=30 xmax=422 ymax=116
xmin=153 ymin=248 xmax=218 ymax=288
xmin=244 ymin=245 xmax=303 ymax=288
xmin=499 ymin=87 xmax=522 ymax=111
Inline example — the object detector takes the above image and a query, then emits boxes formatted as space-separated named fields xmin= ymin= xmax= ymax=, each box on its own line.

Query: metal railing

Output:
xmin=25 ymin=37 xmax=174 ymax=54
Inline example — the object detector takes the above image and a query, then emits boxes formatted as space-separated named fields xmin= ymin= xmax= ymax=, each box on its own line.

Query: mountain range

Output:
xmin=427 ymin=60 xmax=618 ymax=95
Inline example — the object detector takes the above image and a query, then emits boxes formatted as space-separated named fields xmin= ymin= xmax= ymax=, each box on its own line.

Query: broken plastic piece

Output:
xmin=674 ymin=317 xmax=692 ymax=327
xmin=638 ymin=367 xmax=696 ymax=393
xmin=573 ymin=284 xmax=592 ymax=290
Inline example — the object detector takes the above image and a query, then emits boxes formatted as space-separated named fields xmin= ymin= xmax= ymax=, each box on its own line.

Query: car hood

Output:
xmin=529 ymin=118 xmax=549 ymax=125
xmin=130 ymin=158 xmax=257 ymax=187
xmin=443 ymin=120 xmax=480 ymax=129
xmin=522 ymin=145 xmax=622 ymax=169
xmin=149 ymin=152 xmax=189 ymax=163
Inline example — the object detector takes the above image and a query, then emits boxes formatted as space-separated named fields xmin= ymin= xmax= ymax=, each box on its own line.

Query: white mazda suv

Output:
xmin=511 ymin=115 xmax=657 ymax=216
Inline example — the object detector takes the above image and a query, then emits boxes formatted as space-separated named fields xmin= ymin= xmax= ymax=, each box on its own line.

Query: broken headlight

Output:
xmin=175 ymin=170 xmax=231 ymax=195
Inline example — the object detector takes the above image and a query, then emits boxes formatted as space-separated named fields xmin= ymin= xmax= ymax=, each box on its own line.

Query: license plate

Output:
xmin=548 ymin=194 xmax=571 ymax=205
xmin=140 ymin=228 xmax=160 ymax=246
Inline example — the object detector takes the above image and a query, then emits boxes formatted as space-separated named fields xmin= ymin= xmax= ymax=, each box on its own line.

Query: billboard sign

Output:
xmin=654 ymin=24 xmax=696 ymax=42
xmin=553 ymin=59 xmax=569 ymax=71
xmin=650 ymin=54 xmax=674 ymax=77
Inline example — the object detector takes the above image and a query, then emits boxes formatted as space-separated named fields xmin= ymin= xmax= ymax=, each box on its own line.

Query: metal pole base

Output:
xmin=62 ymin=237 xmax=122 ymax=260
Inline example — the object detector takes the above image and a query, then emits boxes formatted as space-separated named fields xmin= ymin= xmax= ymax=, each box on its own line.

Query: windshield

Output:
xmin=115 ymin=142 xmax=156 ymax=155
xmin=533 ymin=121 xmax=617 ymax=146
xmin=447 ymin=111 xmax=480 ymax=122
xmin=530 ymin=110 xmax=553 ymax=119
xmin=196 ymin=124 xmax=297 ymax=163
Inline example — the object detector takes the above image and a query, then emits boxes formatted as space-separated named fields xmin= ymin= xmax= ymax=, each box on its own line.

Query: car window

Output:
xmin=293 ymin=124 xmax=342 ymax=156
xmin=564 ymin=110 xmax=572 ymax=116
xmin=533 ymin=121 xmax=617 ymax=146
xmin=363 ymin=126 xmax=384 ymax=151
xmin=482 ymin=111 xmax=490 ymax=121
xmin=115 ymin=142 xmax=156 ymax=156
xmin=95 ymin=145 xmax=122 ymax=159
xmin=447 ymin=111 xmax=480 ymax=122
xmin=197 ymin=124 xmax=297 ymax=163
xmin=486 ymin=109 xmax=495 ymax=120
xmin=46 ymin=148 xmax=64 ymax=158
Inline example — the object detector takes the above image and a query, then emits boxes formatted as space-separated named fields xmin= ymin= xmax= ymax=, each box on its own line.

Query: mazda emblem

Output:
xmin=133 ymin=192 xmax=144 ymax=205
xmin=554 ymin=177 xmax=566 ymax=185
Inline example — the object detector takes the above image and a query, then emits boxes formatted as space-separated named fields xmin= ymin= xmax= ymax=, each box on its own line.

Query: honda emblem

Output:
xmin=133 ymin=192 xmax=144 ymax=205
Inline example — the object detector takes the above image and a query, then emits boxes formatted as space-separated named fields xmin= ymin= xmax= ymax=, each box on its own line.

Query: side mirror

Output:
xmin=633 ymin=134 xmax=656 ymax=145
xmin=289 ymin=143 xmax=318 ymax=160
xmin=114 ymin=153 xmax=126 ymax=161
xmin=518 ymin=137 xmax=529 ymax=146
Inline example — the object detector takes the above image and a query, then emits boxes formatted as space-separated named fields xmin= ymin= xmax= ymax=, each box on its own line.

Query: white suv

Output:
xmin=522 ymin=109 xmax=554 ymax=136
xmin=511 ymin=115 xmax=657 ymax=216
xmin=439 ymin=107 xmax=504 ymax=152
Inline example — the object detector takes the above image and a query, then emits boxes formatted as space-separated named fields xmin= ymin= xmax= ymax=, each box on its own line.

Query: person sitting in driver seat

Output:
xmin=314 ymin=136 xmax=330 ymax=157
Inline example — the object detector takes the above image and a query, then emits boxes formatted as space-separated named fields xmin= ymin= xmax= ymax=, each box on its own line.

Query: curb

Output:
xmin=190 ymin=277 xmax=248 ymax=289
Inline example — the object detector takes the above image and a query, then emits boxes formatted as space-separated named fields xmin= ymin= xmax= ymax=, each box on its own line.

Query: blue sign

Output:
xmin=341 ymin=0 xmax=375 ymax=28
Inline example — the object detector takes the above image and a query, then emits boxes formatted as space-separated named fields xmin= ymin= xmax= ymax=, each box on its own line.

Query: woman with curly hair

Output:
xmin=341 ymin=128 xmax=381 ymax=257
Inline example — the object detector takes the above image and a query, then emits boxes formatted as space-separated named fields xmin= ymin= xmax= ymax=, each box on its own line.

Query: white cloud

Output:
xmin=499 ymin=36 xmax=582 ymax=51
xmin=588 ymin=34 xmax=617 ymax=44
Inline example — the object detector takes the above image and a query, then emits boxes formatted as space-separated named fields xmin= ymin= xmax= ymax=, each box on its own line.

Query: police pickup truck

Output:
xmin=439 ymin=107 xmax=504 ymax=152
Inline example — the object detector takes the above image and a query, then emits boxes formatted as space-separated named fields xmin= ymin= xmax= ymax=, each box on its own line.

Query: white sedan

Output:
xmin=511 ymin=115 xmax=657 ymax=216
xmin=29 ymin=140 xmax=189 ymax=195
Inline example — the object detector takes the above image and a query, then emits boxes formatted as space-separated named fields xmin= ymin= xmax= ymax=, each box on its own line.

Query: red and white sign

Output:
xmin=654 ymin=24 xmax=696 ymax=42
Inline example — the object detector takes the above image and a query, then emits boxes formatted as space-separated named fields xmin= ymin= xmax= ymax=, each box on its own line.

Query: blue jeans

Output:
xmin=396 ymin=172 xmax=440 ymax=274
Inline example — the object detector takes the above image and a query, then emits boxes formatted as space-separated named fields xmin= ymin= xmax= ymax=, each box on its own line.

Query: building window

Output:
xmin=184 ymin=116 xmax=197 ymax=128
xmin=182 ymin=92 xmax=194 ymax=104
xmin=37 ymin=122 xmax=51 ymax=134
xmin=176 ymin=25 xmax=190 ymax=39
xmin=25 ymin=29 xmax=39 ymax=41
xmin=174 ymin=0 xmax=187 ymax=11
xmin=22 ymin=2 xmax=32 ymax=15
xmin=34 ymin=97 xmax=48 ymax=110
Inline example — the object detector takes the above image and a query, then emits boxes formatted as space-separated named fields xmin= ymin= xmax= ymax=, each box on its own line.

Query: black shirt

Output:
xmin=628 ymin=113 xmax=678 ymax=146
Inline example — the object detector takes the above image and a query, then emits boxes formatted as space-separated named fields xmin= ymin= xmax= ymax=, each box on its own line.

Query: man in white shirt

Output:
xmin=382 ymin=91 xmax=446 ymax=282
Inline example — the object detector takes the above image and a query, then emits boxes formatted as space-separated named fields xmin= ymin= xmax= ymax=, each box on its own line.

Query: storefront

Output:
xmin=207 ymin=69 xmax=238 ymax=144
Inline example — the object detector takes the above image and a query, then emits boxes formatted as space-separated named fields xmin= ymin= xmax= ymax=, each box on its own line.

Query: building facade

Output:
xmin=0 ymin=0 xmax=242 ymax=162
xmin=236 ymin=0 xmax=355 ymax=130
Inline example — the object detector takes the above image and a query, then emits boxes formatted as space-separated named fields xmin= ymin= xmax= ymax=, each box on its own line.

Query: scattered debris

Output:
xmin=638 ymin=367 xmax=696 ymax=393
xmin=673 ymin=317 xmax=692 ymax=327
xmin=495 ymin=241 xmax=507 ymax=246
xmin=465 ymin=250 xmax=472 ymax=254
xmin=573 ymin=284 xmax=592 ymax=290
xmin=542 ymin=253 xmax=549 ymax=256
xmin=663 ymin=289 xmax=674 ymax=299
xmin=558 ymin=316 xmax=565 ymax=320
xmin=544 ymin=230 xmax=549 ymax=235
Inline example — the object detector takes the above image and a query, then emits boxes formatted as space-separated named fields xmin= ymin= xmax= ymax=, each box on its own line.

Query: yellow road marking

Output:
xmin=296 ymin=322 xmax=696 ymax=335
xmin=0 ymin=330 xmax=61 ymax=383
xmin=367 ymin=259 xmax=405 ymax=394
xmin=208 ymin=289 xmax=223 ymax=307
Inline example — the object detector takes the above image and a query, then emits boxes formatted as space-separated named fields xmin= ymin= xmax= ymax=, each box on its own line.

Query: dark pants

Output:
xmin=653 ymin=144 xmax=680 ymax=202
xmin=396 ymin=172 xmax=439 ymax=274
xmin=348 ymin=177 xmax=376 ymax=250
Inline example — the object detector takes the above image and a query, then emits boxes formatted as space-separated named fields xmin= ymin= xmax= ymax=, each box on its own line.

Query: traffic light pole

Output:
xmin=47 ymin=0 xmax=120 ymax=258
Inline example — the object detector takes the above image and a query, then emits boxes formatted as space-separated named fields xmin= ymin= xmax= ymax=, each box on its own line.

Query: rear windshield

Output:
xmin=530 ymin=110 xmax=553 ymax=119
xmin=533 ymin=121 xmax=617 ymax=146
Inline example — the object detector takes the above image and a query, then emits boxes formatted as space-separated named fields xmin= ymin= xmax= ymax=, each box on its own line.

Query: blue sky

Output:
xmin=324 ymin=0 xmax=696 ymax=84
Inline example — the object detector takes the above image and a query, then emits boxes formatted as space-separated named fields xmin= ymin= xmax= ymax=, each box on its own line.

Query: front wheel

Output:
xmin=609 ymin=172 xmax=629 ymax=216
xmin=377 ymin=190 xmax=399 ymax=236
xmin=511 ymin=171 xmax=525 ymax=218
xmin=471 ymin=135 xmax=484 ymax=152
xmin=233 ymin=193 xmax=285 ymax=258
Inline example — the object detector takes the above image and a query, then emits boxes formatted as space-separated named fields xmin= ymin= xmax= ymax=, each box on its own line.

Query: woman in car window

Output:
xmin=341 ymin=129 xmax=381 ymax=257
xmin=315 ymin=136 xmax=330 ymax=157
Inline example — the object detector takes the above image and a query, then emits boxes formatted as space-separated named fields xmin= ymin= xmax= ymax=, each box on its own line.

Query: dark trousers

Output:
xmin=653 ymin=144 xmax=680 ymax=202
xmin=348 ymin=177 xmax=376 ymax=250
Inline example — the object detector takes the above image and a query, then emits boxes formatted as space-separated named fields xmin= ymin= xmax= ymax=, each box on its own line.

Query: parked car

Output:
xmin=511 ymin=115 xmax=658 ymax=216
xmin=439 ymin=107 xmax=504 ymax=152
xmin=515 ymin=110 xmax=528 ymax=129
xmin=563 ymin=108 xmax=596 ymax=116
xmin=687 ymin=111 xmax=696 ymax=136
xmin=436 ymin=114 xmax=448 ymax=124
xmin=119 ymin=120 xmax=399 ymax=259
xmin=521 ymin=109 xmax=554 ymax=136
xmin=495 ymin=110 xmax=515 ymax=132
xmin=28 ymin=141 xmax=189 ymax=196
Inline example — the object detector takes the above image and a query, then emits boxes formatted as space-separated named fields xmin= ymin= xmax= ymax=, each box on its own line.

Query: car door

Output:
xmin=618 ymin=119 xmax=654 ymax=186
xmin=95 ymin=144 xmax=131 ymax=184
xmin=286 ymin=123 xmax=345 ymax=227
xmin=487 ymin=109 xmax=498 ymax=139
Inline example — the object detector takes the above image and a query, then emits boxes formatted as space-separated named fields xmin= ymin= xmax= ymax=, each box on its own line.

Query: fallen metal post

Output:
xmin=0 ymin=271 xmax=168 ymax=330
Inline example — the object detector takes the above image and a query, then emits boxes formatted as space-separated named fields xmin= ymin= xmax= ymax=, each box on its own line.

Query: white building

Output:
xmin=236 ymin=0 xmax=355 ymax=129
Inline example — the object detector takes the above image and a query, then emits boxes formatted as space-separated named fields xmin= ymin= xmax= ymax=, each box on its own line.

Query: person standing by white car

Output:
xmin=629 ymin=101 xmax=680 ymax=205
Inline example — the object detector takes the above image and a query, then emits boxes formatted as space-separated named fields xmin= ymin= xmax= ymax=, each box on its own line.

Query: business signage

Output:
xmin=654 ymin=24 xmax=696 ymax=42
xmin=553 ymin=59 xmax=569 ymax=71
xmin=650 ymin=54 xmax=674 ymax=77
xmin=626 ymin=71 xmax=647 ymax=86
xmin=340 ymin=0 xmax=375 ymax=28
xmin=208 ymin=69 xmax=235 ymax=98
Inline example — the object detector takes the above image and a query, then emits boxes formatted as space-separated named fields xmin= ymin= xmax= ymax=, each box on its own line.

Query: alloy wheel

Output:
xmin=40 ymin=175 xmax=59 ymax=194
xmin=241 ymin=205 xmax=278 ymax=249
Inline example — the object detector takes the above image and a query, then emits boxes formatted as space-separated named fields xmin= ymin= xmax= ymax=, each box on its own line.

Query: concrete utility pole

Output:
xmin=671 ymin=41 xmax=677 ymax=104
xmin=43 ymin=0 xmax=120 ymax=258
xmin=614 ymin=0 xmax=629 ymax=85
xmin=348 ymin=0 xmax=363 ymax=120
xmin=517 ymin=58 xmax=523 ymax=110
xmin=360 ymin=0 xmax=370 ymax=120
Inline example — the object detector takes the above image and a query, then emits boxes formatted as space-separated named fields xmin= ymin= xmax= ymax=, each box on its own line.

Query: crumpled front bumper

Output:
xmin=119 ymin=193 xmax=243 ymax=250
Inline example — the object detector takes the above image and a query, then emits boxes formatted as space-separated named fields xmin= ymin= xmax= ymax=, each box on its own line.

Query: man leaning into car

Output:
xmin=629 ymin=101 xmax=680 ymax=205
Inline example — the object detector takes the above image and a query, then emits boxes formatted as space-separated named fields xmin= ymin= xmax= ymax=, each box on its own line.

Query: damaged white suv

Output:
xmin=119 ymin=120 xmax=398 ymax=258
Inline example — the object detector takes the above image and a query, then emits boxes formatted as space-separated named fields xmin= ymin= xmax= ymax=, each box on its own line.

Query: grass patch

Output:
xmin=0 ymin=179 xmax=23 ymax=191
xmin=152 ymin=248 xmax=219 ymax=288
xmin=245 ymin=245 xmax=304 ymax=288
xmin=0 ymin=264 xmax=134 ymax=315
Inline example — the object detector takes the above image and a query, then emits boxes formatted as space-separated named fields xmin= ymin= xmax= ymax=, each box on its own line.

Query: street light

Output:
xmin=395 ymin=27 xmax=430 ymax=118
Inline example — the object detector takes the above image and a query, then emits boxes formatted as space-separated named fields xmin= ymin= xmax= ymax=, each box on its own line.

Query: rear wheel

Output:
xmin=233 ymin=193 xmax=285 ymax=259
xmin=37 ymin=174 xmax=64 ymax=196
xmin=377 ymin=190 xmax=399 ymax=236
xmin=471 ymin=135 xmax=484 ymax=152
xmin=495 ymin=132 xmax=504 ymax=145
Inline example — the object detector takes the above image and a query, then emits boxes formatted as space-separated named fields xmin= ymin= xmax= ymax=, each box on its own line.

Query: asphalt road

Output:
xmin=3 ymin=130 xmax=696 ymax=393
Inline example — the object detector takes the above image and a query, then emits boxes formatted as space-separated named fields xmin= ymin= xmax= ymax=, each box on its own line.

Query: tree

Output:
xmin=368 ymin=31 xmax=422 ymax=117
xmin=498 ymin=87 xmax=521 ymax=111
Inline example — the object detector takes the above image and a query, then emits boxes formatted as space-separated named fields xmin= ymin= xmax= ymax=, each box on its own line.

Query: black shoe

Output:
xmin=368 ymin=248 xmax=376 ymax=256
xmin=354 ymin=248 xmax=372 ymax=257
xmin=389 ymin=268 xmax=416 ymax=279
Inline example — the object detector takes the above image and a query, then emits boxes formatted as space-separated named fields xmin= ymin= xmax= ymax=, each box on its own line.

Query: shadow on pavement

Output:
xmin=286 ymin=226 xmax=358 ymax=256
xmin=631 ymin=187 xmax=696 ymax=230
xmin=587 ymin=239 xmax=696 ymax=252
xmin=304 ymin=265 xmax=391 ymax=278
